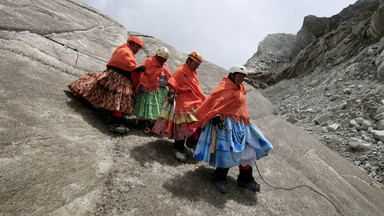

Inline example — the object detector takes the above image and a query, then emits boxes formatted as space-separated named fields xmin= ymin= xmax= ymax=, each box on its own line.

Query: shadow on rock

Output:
xmin=163 ymin=166 xmax=258 ymax=208
xmin=64 ymin=90 xmax=112 ymax=134
xmin=131 ymin=139 xmax=201 ymax=167
xmin=64 ymin=90 xmax=154 ymax=137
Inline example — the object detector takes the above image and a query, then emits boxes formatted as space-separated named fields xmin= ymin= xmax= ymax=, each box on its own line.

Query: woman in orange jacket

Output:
xmin=152 ymin=51 xmax=206 ymax=161
xmin=133 ymin=47 xmax=172 ymax=132
xmin=68 ymin=36 xmax=145 ymax=133
xmin=191 ymin=65 xmax=273 ymax=193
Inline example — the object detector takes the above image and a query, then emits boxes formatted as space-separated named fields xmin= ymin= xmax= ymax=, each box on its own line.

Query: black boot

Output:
xmin=186 ymin=139 xmax=198 ymax=150
xmin=107 ymin=115 xmax=129 ymax=134
xmin=173 ymin=140 xmax=185 ymax=153
xmin=214 ymin=168 xmax=229 ymax=193
xmin=173 ymin=140 xmax=186 ymax=161
xmin=237 ymin=166 xmax=260 ymax=192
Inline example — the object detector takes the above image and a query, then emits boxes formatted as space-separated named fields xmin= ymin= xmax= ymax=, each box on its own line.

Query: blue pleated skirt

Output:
xmin=193 ymin=118 xmax=273 ymax=168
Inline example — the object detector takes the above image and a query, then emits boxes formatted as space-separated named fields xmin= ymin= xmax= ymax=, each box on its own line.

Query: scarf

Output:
xmin=107 ymin=43 xmax=138 ymax=72
xmin=191 ymin=76 xmax=250 ymax=128
xmin=168 ymin=63 xmax=206 ymax=114
xmin=135 ymin=55 xmax=171 ymax=93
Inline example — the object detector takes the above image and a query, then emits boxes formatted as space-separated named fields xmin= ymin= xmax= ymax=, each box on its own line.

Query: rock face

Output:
xmin=246 ymin=0 xmax=381 ymax=87
xmin=370 ymin=0 xmax=384 ymax=40
xmin=1 ymin=0 xmax=384 ymax=216
xmin=245 ymin=33 xmax=296 ymax=88
xmin=246 ymin=0 xmax=384 ymax=186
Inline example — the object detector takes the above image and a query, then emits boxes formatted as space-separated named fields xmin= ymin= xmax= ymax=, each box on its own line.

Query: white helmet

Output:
xmin=229 ymin=64 xmax=248 ymax=76
xmin=156 ymin=47 xmax=170 ymax=59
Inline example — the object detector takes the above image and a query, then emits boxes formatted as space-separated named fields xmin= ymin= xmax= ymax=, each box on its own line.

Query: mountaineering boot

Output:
xmin=173 ymin=140 xmax=186 ymax=161
xmin=186 ymin=139 xmax=198 ymax=150
xmin=108 ymin=124 xmax=129 ymax=134
xmin=214 ymin=168 xmax=229 ymax=193
xmin=107 ymin=114 xmax=129 ymax=134
xmin=237 ymin=165 xmax=260 ymax=192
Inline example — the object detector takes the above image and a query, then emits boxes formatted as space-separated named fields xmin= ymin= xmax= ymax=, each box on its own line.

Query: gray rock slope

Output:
xmin=245 ymin=0 xmax=384 ymax=186
xmin=0 ymin=0 xmax=383 ymax=215
xmin=245 ymin=0 xmax=382 ymax=88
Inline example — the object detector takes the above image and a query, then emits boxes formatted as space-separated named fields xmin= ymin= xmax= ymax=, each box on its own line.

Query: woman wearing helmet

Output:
xmin=68 ymin=35 xmax=146 ymax=134
xmin=152 ymin=51 xmax=206 ymax=162
xmin=133 ymin=47 xmax=172 ymax=133
xmin=191 ymin=65 xmax=273 ymax=193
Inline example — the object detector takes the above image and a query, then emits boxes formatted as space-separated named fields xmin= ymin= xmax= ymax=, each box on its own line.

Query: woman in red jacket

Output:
xmin=152 ymin=51 xmax=206 ymax=161
xmin=68 ymin=36 xmax=145 ymax=133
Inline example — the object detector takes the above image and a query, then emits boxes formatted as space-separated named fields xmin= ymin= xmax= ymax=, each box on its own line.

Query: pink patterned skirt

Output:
xmin=68 ymin=69 xmax=135 ymax=114
xmin=152 ymin=101 xmax=200 ymax=140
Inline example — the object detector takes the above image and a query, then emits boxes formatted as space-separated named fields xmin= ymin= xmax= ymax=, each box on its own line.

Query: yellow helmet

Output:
xmin=156 ymin=47 xmax=170 ymax=59
xmin=188 ymin=51 xmax=202 ymax=63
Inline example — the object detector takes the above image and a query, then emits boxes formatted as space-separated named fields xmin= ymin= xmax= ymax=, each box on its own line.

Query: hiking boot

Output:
xmin=214 ymin=167 xmax=229 ymax=193
xmin=214 ymin=180 xmax=227 ymax=193
xmin=237 ymin=178 xmax=261 ymax=192
xmin=174 ymin=151 xmax=186 ymax=162
xmin=237 ymin=166 xmax=260 ymax=192
xmin=173 ymin=140 xmax=186 ymax=161
xmin=107 ymin=123 xmax=129 ymax=134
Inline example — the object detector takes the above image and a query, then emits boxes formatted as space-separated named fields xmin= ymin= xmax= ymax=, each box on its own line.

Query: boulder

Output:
xmin=378 ymin=119 xmax=384 ymax=130
xmin=370 ymin=1 xmax=384 ymax=40
xmin=362 ymin=120 xmax=372 ymax=130
xmin=377 ymin=105 xmax=384 ymax=114
xmin=372 ymin=130 xmax=384 ymax=141
xmin=328 ymin=123 xmax=340 ymax=131
xmin=374 ymin=112 xmax=384 ymax=120
xmin=314 ymin=113 xmax=332 ymax=125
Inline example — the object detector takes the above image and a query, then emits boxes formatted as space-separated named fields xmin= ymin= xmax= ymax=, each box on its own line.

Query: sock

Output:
xmin=239 ymin=164 xmax=250 ymax=170
xmin=112 ymin=110 xmax=123 ymax=117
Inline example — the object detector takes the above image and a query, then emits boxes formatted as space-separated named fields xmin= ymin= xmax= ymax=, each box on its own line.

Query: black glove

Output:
xmin=133 ymin=65 xmax=146 ymax=72
xmin=212 ymin=116 xmax=224 ymax=130
xmin=167 ymin=90 xmax=175 ymax=104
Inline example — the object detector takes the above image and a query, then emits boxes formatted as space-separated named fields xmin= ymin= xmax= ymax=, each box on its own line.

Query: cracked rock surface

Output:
xmin=1 ymin=0 xmax=384 ymax=215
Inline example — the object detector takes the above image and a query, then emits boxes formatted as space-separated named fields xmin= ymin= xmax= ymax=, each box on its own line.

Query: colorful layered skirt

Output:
xmin=193 ymin=118 xmax=273 ymax=168
xmin=133 ymin=87 xmax=168 ymax=121
xmin=152 ymin=101 xmax=200 ymax=140
xmin=68 ymin=69 xmax=135 ymax=114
